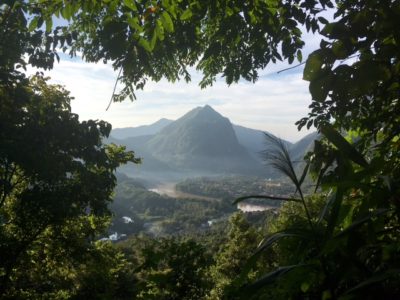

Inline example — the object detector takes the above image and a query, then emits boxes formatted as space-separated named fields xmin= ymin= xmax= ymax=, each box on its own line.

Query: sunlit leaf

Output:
xmin=180 ymin=9 xmax=192 ymax=20
xmin=150 ymin=30 xmax=157 ymax=50
xmin=28 ymin=16 xmax=39 ymax=31
xmin=138 ymin=37 xmax=151 ymax=52
xmin=45 ymin=18 xmax=52 ymax=33
xmin=123 ymin=0 xmax=138 ymax=11
xmin=161 ymin=11 xmax=174 ymax=32
xmin=127 ymin=17 xmax=142 ymax=32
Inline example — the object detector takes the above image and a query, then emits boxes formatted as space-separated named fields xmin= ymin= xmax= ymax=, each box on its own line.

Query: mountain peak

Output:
xmin=190 ymin=105 xmax=217 ymax=112
xmin=199 ymin=104 xmax=218 ymax=113
xmin=147 ymin=104 xmax=255 ymax=169
xmin=154 ymin=118 xmax=173 ymax=125
xmin=202 ymin=104 xmax=213 ymax=110
xmin=185 ymin=105 xmax=222 ymax=121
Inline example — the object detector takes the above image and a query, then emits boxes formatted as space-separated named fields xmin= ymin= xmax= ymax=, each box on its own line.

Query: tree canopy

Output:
xmin=1 ymin=1 xmax=139 ymax=296
xmin=5 ymin=0 xmax=329 ymax=97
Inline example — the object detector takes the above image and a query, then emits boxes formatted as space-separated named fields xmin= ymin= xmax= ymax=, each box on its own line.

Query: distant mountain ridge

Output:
xmin=232 ymin=124 xmax=293 ymax=162
xmin=111 ymin=118 xmax=173 ymax=139
xmin=110 ymin=105 xmax=317 ymax=179
xmin=290 ymin=131 xmax=319 ymax=162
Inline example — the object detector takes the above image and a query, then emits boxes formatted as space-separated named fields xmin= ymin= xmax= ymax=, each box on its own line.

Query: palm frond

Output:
xmin=262 ymin=133 xmax=299 ymax=188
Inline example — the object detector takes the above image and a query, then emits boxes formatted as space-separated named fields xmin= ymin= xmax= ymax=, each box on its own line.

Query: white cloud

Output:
xmin=30 ymin=48 xmax=315 ymax=142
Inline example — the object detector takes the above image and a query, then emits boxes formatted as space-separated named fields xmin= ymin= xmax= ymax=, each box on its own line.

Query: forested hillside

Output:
xmin=109 ymin=174 xmax=237 ymax=237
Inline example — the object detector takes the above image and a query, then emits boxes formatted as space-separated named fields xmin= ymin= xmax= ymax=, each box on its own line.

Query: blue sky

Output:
xmin=30 ymin=31 xmax=322 ymax=143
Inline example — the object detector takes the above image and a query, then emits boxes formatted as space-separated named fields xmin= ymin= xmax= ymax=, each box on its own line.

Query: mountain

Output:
xmin=145 ymin=105 xmax=266 ymax=174
xmin=148 ymin=105 xmax=243 ymax=158
xmin=111 ymin=134 xmax=175 ymax=174
xmin=109 ymin=105 xmax=318 ymax=180
xmin=110 ymin=112 xmax=294 ymax=163
xmin=111 ymin=118 xmax=173 ymax=139
xmin=112 ymin=106 xmax=272 ymax=178
xmin=232 ymin=124 xmax=292 ymax=162
xmin=290 ymin=131 xmax=319 ymax=162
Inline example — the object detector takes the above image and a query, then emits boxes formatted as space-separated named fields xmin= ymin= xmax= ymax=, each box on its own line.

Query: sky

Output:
xmin=34 ymin=31 xmax=322 ymax=143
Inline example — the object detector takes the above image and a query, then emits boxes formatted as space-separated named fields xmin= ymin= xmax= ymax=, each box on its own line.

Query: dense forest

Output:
xmin=1 ymin=0 xmax=400 ymax=299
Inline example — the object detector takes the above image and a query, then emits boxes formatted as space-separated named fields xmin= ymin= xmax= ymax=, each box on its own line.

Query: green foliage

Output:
xmin=118 ymin=235 xmax=213 ymax=299
xmin=234 ymin=130 xmax=400 ymax=298
xmin=207 ymin=213 xmax=272 ymax=300
xmin=7 ymin=0 xmax=326 ymax=100
xmin=73 ymin=241 xmax=136 ymax=300
xmin=2 ymin=0 xmax=400 ymax=299
xmin=0 ymin=2 xmax=138 ymax=296
xmin=1 ymin=222 xmax=136 ymax=299
xmin=0 ymin=74 xmax=138 ymax=296
xmin=111 ymin=176 xmax=236 ymax=236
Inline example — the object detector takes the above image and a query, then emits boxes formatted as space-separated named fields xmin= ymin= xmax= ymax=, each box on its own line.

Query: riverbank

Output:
xmin=148 ymin=182 xmax=273 ymax=212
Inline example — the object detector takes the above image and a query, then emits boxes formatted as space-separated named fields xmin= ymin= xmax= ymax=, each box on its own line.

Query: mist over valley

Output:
xmin=106 ymin=105 xmax=317 ymax=239
xmin=109 ymin=105 xmax=317 ymax=185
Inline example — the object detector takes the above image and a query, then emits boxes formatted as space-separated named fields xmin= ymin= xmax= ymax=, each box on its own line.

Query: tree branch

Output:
xmin=277 ymin=61 xmax=306 ymax=74
xmin=106 ymin=67 xmax=123 ymax=111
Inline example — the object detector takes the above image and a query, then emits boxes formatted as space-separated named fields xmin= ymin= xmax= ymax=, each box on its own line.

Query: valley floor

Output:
xmin=148 ymin=182 xmax=219 ymax=202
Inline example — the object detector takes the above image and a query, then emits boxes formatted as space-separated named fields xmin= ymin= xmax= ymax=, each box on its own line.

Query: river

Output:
xmin=148 ymin=183 xmax=272 ymax=212
xmin=148 ymin=182 xmax=218 ymax=201
xmin=236 ymin=203 xmax=274 ymax=212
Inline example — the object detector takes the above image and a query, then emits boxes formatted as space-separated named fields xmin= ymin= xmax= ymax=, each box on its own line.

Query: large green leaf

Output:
xmin=61 ymin=3 xmax=73 ymax=20
xmin=317 ymin=189 xmax=336 ymax=225
xmin=256 ymin=231 xmax=313 ymax=254
xmin=325 ymin=188 xmax=344 ymax=237
xmin=321 ymin=124 xmax=368 ymax=168
xmin=233 ymin=195 xmax=301 ymax=205
xmin=309 ymin=72 xmax=332 ymax=102
xmin=161 ymin=11 xmax=174 ymax=33
xmin=138 ymin=37 xmax=152 ymax=52
xmin=45 ymin=18 xmax=52 ymax=33
xmin=123 ymin=0 xmax=138 ymax=11
xmin=239 ymin=265 xmax=311 ymax=294
xmin=235 ymin=230 xmax=314 ymax=286
xmin=303 ymin=51 xmax=324 ymax=81
xmin=180 ymin=9 xmax=192 ymax=20
xmin=334 ymin=208 xmax=390 ymax=238
xmin=127 ymin=17 xmax=143 ymax=32
xmin=343 ymin=269 xmax=400 ymax=296
xmin=150 ymin=29 xmax=158 ymax=50
xmin=28 ymin=16 xmax=39 ymax=31
xmin=298 ymin=161 xmax=310 ymax=191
